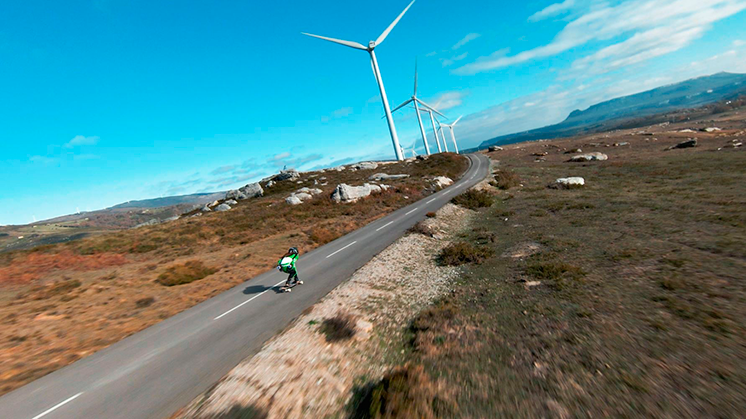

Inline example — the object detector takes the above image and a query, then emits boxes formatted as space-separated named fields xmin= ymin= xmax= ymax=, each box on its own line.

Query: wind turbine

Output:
xmin=440 ymin=116 xmax=463 ymax=154
xmin=302 ymin=1 xmax=416 ymax=162
xmin=418 ymin=106 xmax=448 ymax=153
xmin=390 ymin=59 xmax=445 ymax=155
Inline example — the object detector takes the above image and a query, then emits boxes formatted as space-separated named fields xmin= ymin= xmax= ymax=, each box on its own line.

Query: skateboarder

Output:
xmin=277 ymin=247 xmax=302 ymax=291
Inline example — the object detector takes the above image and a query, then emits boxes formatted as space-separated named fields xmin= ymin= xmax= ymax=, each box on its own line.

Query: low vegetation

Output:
xmin=156 ymin=260 xmax=217 ymax=286
xmin=438 ymin=241 xmax=493 ymax=266
xmin=450 ymin=189 xmax=493 ymax=210
xmin=369 ymin=109 xmax=746 ymax=416
xmin=491 ymin=169 xmax=521 ymax=189
xmin=319 ymin=312 xmax=357 ymax=342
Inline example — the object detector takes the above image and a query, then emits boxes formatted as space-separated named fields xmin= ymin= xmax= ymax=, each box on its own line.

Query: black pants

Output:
xmin=285 ymin=267 xmax=299 ymax=285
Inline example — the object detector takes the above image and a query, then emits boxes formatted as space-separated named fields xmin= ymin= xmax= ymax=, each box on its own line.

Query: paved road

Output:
xmin=0 ymin=153 xmax=490 ymax=419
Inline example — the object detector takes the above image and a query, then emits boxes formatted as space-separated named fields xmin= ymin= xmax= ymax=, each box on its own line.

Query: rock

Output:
xmin=295 ymin=192 xmax=313 ymax=201
xmin=702 ymin=127 xmax=721 ymax=132
xmin=208 ymin=200 xmax=220 ymax=207
xmin=678 ymin=129 xmax=695 ymax=133
xmin=380 ymin=184 xmax=390 ymax=191
xmin=351 ymin=162 xmax=378 ymax=170
xmin=569 ymin=152 xmax=607 ymax=162
xmin=285 ymin=195 xmax=303 ymax=205
xmin=432 ymin=176 xmax=453 ymax=189
xmin=225 ymin=189 xmax=248 ymax=200
xmin=614 ymin=142 xmax=629 ymax=146
xmin=265 ymin=180 xmax=275 ymax=188
xmin=215 ymin=203 xmax=231 ymax=212
xmin=525 ymin=281 xmax=541 ymax=288
xmin=667 ymin=139 xmax=697 ymax=150
xmin=275 ymin=169 xmax=300 ymax=181
xmin=488 ymin=145 xmax=503 ymax=152
xmin=225 ymin=199 xmax=238 ymax=205
xmin=332 ymin=165 xmax=346 ymax=172
xmin=564 ymin=148 xmax=582 ymax=154
xmin=553 ymin=177 xmax=585 ymax=189
xmin=369 ymin=173 xmax=410 ymax=181
xmin=201 ymin=205 xmax=211 ymax=212
xmin=297 ymin=187 xmax=322 ymax=196
xmin=532 ymin=152 xmax=548 ymax=157
xmin=416 ymin=155 xmax=429 ymax=161
xmin=331 ymin=183 xmax=382 ymax=203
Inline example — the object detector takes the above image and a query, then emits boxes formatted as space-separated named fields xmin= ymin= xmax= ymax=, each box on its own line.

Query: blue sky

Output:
xmin=1 ymin=0 xmax=745 ymax=225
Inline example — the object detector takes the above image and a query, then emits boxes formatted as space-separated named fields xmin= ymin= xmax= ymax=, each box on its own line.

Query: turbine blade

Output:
xmin=375 ymin=0 xmax=415 ymax=46
xmin=416 ymin=99 xmax=446 ymax=118
xmin=414 ymin=58 xmax=418 ymax=95
xmin=302 ymin=32 xmax=367 ymax=50
xmin=391 ymin=98 xmax=414 ymax=114
xmin=453 ymin=115 xmax=463 ymax=125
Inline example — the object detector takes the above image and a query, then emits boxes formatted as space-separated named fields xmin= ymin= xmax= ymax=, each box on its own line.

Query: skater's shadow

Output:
xmin=242 ymin=285 xmax=270 ymax=295
xmin=243 ymin=284 xmax=287 ymax=295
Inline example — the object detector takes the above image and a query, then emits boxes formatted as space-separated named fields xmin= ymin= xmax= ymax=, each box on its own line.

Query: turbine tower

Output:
xmin=440 ymin=116 xmax=463 ymax=154
xmin=390 ymin=59 xmax=444 ymax=155
xmin=418 ymin=106 xmax=448 ymax=153
xmin=302 ymin=1 xmax=416 ymax=161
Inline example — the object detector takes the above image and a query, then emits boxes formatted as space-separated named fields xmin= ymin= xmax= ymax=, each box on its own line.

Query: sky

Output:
xmin=1 ymin=0 xmax=745 ymax=225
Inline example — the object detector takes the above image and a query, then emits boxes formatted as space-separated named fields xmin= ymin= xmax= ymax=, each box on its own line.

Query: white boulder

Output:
xmin=555 ymin=177 xmax=585 ymax=188
xmin=369 ymin=173 xmax=410 ymax=181
xmin=432 ymin=176 xmax=453 ymax=189
xmin=331 ymin=183 xmax=382 ymax=203
xmin=215 ymin=203 xmax=231 ymax=212
xmin=569 ymin=152 xmax=608 ymax=162
xmin=351 ymin=161 xmax=378 ymax=171
xmin=285 ymin=195 xmax=303 ymax=205
xmin=225 ymin=199 xmax=238 ymax=205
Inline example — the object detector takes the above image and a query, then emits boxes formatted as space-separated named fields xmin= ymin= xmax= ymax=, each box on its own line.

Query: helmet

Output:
xmin=288 ymin=247 xmax=298 ymax=255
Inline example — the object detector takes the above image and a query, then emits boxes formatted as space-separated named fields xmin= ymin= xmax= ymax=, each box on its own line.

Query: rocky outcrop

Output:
xmin=215 ymin=203 xmax=232 ymax=212
xmin=667 ymin=139 xmax=697 ymax=150
xmin=225 ymin=199 xmax=238 ymax=205
xmin=432 ymin=176 xmax=453 ymax=189
xmin=227 ymin=182 xmax=263 ymax=200
xmin=286 ymin=187 xmax=323 ymax=205
xmin=569 ymin=152 xmax=608 ymax=162
xmin=331 ymin=183 xmax=383 ymax=203
xmin=369 ymin=173 xmax=410 ymax=181
xmin=350 ymin=162 xmax=378 ymax=171
xmin=488 ymin=146 xmax=503 ymax=152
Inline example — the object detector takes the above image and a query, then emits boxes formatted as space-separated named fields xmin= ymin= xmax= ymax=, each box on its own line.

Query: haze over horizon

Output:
xmin=2 ymin=0 xmax=746 ymax=225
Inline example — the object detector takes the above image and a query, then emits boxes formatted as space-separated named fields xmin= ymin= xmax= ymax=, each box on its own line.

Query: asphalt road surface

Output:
xmin=0 ymin=153 xmax=490 ymax=419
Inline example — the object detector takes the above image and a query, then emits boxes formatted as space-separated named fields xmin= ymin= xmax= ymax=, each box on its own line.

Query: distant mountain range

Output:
xmin=479 ymin=72 xmax=746 ymax=149
xmin=109 ymin=192 xmax=225 ymax=210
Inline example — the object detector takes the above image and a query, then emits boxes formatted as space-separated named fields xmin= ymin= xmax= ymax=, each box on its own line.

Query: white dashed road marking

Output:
xmin=405 ymin=207 xmax=418 ymax=215
xmin=426 ymin=198 xmax=436 ymax=204
xmin=325 ymin=241 xmax=357 ymax=259
xmin=32 ymin=393 xmax=82 ymax=419
xmin=375 ymin=221 xmax=394 ymax=232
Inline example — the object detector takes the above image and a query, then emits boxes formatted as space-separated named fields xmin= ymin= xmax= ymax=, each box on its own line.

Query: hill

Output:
xmin=479 ymin=72 xmax=746 ymax=149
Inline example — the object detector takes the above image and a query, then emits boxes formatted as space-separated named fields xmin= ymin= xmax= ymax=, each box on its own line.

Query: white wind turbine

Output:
xmin=390 ymin=59 xmax=445 ymax=155
xmin=302 ymin=1 xmax=416 ymax=162
xmin=440 ymin=116 xmax=463 ymax=154
xmin=418 ymin=106 xmax=448 ymax=153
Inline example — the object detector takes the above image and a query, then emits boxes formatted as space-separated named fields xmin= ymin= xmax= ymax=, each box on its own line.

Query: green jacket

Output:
xmin=278 ymin=254 xmax=298 ymax=272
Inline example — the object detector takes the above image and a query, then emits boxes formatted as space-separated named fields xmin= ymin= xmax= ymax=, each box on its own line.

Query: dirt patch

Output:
xmin=175 ymin=204 xmax=472 ymax=419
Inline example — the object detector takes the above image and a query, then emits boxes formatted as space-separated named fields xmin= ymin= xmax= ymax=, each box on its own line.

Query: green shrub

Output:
xmin=156 ymin=260 xmax=216 ymax=286
xmin=492 ymin=170 xmax=521 ymax=190
xmin=438 ymin=242 xmax=494 ymax=266
xmin=451 ymin=189 xmax=493 ymax=210
xmin=319 ymin=312 xmax=357 ymax=342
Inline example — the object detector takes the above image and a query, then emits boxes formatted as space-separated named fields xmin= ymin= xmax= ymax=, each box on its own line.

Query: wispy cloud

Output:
xmin=29 ymin=155 xmax=56 ymax=164
xmin=528 ymin=0 xmax=575 ymax=22
xmin=210 ymin=165 xmax=236 ymax=175
xmin=332 ymin=107 xmax=354 ymax=118
xmin=424 ymin=91 xmax=465 ymax=112
xmin=457 ymin=0 xmax=746 ymax=75
xmin=452 ymin=33 xmax=481 ymax=50
xmin=65 ymin=135 xmax=99 ymax=148
xmin=440 ymin=52 xmax=469 ymax=67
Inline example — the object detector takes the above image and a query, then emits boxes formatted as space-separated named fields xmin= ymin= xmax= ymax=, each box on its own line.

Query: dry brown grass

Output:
xmin=438 ymin=242 xmax=493 ymax=266
xmin=491 ymin=169 xmax=521 ymax=189
xmin=156 ymin=261 xmax=217 ymax=286
xmin=450 ymin=189 xmax=493 ymax=210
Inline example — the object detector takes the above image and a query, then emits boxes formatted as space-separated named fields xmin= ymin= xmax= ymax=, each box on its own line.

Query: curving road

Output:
xmin=0 ymin=153 xmax=490 ymax=419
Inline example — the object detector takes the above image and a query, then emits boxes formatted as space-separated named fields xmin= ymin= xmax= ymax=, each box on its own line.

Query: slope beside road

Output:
xmin=0 ymin=153 xmax=490 ymax=419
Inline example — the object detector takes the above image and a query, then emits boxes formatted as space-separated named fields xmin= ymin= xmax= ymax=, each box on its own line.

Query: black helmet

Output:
xmin=288 ymin=247 xmax=298 ymax=255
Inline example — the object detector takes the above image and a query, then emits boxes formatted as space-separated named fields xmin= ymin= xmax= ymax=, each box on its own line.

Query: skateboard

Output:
xmin=281 ymin=280 xmax=304 ymax=292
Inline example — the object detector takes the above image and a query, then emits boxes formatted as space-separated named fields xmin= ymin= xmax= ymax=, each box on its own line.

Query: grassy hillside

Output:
xmin=0 ymin=153 xmax=467 ymax=396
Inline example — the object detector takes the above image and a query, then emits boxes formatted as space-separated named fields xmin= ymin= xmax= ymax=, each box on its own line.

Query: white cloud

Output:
xmin=528 ymin=0 xmax=575 ymax=22
xmin=457 ymin=0 xmax=746 ymax=75
xmin=423 ymin=91 xmax=465 ymax=112
xmin=440 ymin=52 xmax=469 ymax=67
xmin=65 ymin=135 xmax=99 ymax=148
xmin=273 ymin=152 xmax=291 ymax=160
xmin=452 ymin=33 xmax=481 ymax=50
xmin=332 ymin=106 xmax=354 ymax=118
xmin=733 ymin=39 xmax=745 ymax=46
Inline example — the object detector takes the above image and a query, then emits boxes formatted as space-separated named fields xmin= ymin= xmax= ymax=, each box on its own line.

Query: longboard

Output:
xmin=280 ymin=281 xmax=303 ymax=293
